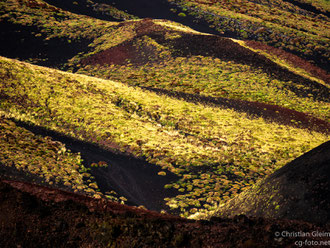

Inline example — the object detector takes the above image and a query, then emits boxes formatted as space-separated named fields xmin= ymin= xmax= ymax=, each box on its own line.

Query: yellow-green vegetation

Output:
xmin=154 ymin=19 xmax=211 ymax=35
xmin=67 ymin=21 xmax=174 ymax=69
xmin=232 ymin=39 xmax=329 ymax=87
xmin=82 ymin=0 xmax=137 ymax=20
xmin=0 ymin=116 xmax=103 ymax=198
xmin=0 ymin=0 xmax=168 ymax=68
xmin=300 ymin=0 xmax=330 ymax=12
xmin=1 ymin=56 xmax=328 ymax=216
xmin=78 ymin=56 xmax=330 ymax=121
xmin=167 ymin=0 xmax=329 ymax=68
xmin=0 ymin=0 xmax=118 ymax=38
xmin=189 ymin=177 xmax=283 ymax=220
xmin=4 ymin=0 xmax=328 ymax=124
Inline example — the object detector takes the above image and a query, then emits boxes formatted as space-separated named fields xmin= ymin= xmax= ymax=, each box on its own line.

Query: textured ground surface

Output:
xmin=214 ymin=141 xmax=330 ymax=225
xmin=0 ymin=0 xmax=329 ymax=246
xmin=12 ymin=120 xmax=180 ymax=212
xmin=0 ymin=176 xmax=329 ymax=248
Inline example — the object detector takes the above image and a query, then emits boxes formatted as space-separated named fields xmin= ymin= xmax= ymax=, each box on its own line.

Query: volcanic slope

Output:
xmin=43 ymin=0 xmax=330 ymax=71
xmin=209 ymin=141 xmax=330 ymax=225
xmin=0 ymin=117 xmax=102 ymax=199
xmin=0 ymin=56 xmax=329 ymax=217
xmin=164 ymin=0 xmax=330 ymax=71
xmin=9 ymin=118 xmax=180 ymax=212
xmin=1 ymin=0 xmax=329 ymax=126
xmin=1 ymin=0 xmax=330 ymax=244
xmin=1 ymin=0 xmax=330 ymax=214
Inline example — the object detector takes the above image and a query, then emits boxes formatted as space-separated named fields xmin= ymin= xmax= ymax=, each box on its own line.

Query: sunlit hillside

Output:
xmin=0 ymin=0 xmax=329 ymax=246
xmin=1 ymin=56 xmax=328 ymax=216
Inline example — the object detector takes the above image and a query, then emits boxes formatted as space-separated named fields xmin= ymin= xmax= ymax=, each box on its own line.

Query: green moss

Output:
xmin=178 ymin=12 xmax=186 ymax=17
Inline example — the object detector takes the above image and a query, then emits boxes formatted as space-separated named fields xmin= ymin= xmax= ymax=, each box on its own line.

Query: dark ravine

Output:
xmin=12 ymin=119 xmax=179 ymax=213
xmin=42 ymin=0 xmax=124 ymax=22
xmin=282 ymin=0 xmax=330 ymax=18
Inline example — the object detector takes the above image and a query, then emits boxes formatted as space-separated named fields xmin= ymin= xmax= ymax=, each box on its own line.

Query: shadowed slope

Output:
xmin=0 ymin=20 xmax=92 ymax=68
xmin=1 ymin=179 xmax=329 ymax=247
xmin=42 ymin=0 xmax=132 ymax=21
xmin=282 ymin=0 xmax=330 ymax=17
xmin=213 ymin=141 xmax=330 ymax=225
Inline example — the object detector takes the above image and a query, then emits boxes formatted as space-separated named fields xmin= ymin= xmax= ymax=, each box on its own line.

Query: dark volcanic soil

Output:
xmin=42 ymin=0 xmax=120 ymax=22
xmin=1 ymin=178 xmax=329 ymax=248
xmin=73 ymin=0 xmax=329 ymax=71
xmin=245 ymin=40 xmax=330 ymax=84
xmin=44 ymin=0 xmax=225 ymax=36
xmin=0 ymin=19 xmax=92 ymax=68
xmin=12 ymin=120 xmax=180 ymax=213
xmin=282 ymin=0 xmax=330 ymax=17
